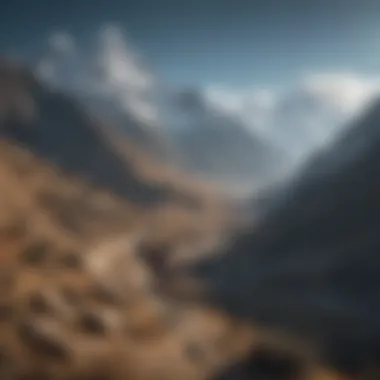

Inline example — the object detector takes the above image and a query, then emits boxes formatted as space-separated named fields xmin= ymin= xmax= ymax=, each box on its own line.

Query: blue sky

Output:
xmin=1 ymin=0 xmax=380 ymax=88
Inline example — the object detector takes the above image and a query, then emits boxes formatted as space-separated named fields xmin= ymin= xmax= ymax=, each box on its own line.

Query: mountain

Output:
xmin=33 ymin=27 xmax=289 ymax=195
xmin=179 ymin=97 xmax=380 ymax=379
xmin=248 ymin=97 xmax=380 ymax=218
xmin=81 ymin=84 xmax=290 ymax=195
xmin=165 ymin=88 xmax=289 ymax=194
xmin=0 ymin=59 xmax=228 ymax=211
xmin=78 ymin=91 xmax=175 ymax=162
xmin=68 ymin=83 xmax=289 ymax=196
xmin=190 ymin=95 xmax=380 ymax=315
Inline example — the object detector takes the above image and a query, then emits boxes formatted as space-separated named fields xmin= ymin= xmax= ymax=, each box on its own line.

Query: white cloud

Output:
xmin=203 ymin=73 xmax=380 ymax=160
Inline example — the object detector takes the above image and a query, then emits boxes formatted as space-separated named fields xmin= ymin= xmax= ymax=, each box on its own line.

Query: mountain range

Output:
xmin=32 ymin=28 xmax=291 ymax=196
